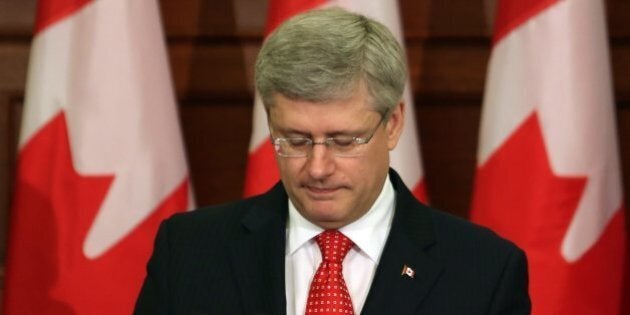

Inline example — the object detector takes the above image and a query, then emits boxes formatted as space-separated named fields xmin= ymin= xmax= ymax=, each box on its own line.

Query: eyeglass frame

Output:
xmin=269 ymin=114 xmax=386 ymax=158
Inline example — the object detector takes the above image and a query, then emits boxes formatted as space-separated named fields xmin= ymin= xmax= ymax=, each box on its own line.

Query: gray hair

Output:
xmin=254 ymin=7 xmax=407 ymax=118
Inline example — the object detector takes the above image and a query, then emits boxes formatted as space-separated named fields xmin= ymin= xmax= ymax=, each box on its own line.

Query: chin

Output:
xmin=307 ymin=206 xmax=340 ymax=220
xmin=305 ymin=205 xmax=346 ymax=226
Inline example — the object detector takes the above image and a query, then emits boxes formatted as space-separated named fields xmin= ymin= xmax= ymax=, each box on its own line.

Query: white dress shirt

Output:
xmin=285 ymin=175 xmax=395 ymax=315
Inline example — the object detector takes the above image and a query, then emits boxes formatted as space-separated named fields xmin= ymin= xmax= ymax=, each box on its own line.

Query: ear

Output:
xmin=386 ymin=101 xmax=405 ymax=150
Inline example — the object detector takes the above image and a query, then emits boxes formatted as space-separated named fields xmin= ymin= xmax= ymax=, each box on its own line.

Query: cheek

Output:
xmin=355 ymin=148 xmax=390 ymax=187
xmin=334 ymin=158 xmax=372 ymax=186
xmin=277 ymin=158 xmax=305 ymax=181
xmin=365 ymin=143 xmax=390 ymax=168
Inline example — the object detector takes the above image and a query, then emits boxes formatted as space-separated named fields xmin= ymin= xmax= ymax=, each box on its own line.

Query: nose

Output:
xmin=306 ymin=143 xmax=335 ymax=180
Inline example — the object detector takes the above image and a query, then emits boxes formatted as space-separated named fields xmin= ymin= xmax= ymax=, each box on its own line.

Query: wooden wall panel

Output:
xmin=160 ymin=0 xmax=622 ymax=42
xmin=410 ymin=42 xmax=489 ymax=98
xmin=401 ymin=0 xmax=491 ymax=38
xmin=0 ymin=97 xmax=11 ymax=264
xmin=619 ymin=108 xmax=630 ymax=209
xmin=180 ymin=103 xmax=252 ymax=206
xmin=612 ymin=43 xmax=630 ymax=101
xmin=0 ymin=0 xmax=35 ymax=36
xmin=161 ymin=0 xmax=493 ymax=39
xmin=416 ymin=103 xmax=481 ymax=217
xmin=608 ymin=0 xmax=630 ymax=38
xmin=0 ymin=44 xmax=29 ymax=92
xmin=169 ymin=43 xmax=254 ymax=100
xmin=159 ymin=0 xmax=630 ymax=40
xmin=0 ymin=98 xmax=19 ymax=300
xmin=161 ymin=0 xmax=266 ymax=38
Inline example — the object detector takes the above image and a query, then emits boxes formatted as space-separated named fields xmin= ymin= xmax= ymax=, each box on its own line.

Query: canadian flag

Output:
xmin=3 ymin=0 xmax=192 ymax=314
xmin=471 ymin=0 xmax=626 ymax=314
xmin=244 ymin=0 xmax=427 ymax=202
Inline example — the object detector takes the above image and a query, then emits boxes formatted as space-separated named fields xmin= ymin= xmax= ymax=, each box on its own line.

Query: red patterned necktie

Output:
xmin=305 ymin=230 xmax=355 ymax=315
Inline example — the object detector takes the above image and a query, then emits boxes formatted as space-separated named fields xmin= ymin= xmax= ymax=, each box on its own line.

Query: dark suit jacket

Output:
xmin=135 ymin=170 xmax=530 ymax=314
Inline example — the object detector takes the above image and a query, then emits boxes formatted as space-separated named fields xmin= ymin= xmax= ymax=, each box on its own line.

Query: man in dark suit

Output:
xmin=135 ymin=7 xmax=530 ymax=315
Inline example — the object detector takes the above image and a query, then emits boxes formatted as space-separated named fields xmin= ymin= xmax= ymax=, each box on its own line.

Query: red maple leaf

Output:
xmin=471 ymin=112 xmax=625 ymax=314
xmin=4 ymin=111 xmax=188 ymax=314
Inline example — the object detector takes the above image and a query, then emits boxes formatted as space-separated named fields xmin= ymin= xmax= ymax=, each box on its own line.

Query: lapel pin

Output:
xmin=401 ymin=264 xmax=415 ymax=279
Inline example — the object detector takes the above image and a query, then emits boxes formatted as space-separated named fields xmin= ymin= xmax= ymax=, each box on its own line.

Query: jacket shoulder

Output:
xmin=162 ymin=189 xmax=285 ymax=242
xmin=429 ymin=208 xmax=521 ymax=253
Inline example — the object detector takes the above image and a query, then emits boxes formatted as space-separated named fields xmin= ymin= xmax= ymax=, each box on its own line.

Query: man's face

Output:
xmin=268 ymin=86 xmax=404 ymax=229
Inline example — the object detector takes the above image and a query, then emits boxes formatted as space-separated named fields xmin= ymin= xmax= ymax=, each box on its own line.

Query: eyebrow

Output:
xmin=272 ymin=126 xmax=368 ymax=138
xmin=271 ymin=127 xmax=309 ymax=137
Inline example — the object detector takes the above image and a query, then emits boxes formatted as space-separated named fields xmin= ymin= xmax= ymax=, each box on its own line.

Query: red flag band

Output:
xmin=4 ymin=0 xmax=193 ymax=313
xmin=471 ymin=0 xmax=626 ymax=314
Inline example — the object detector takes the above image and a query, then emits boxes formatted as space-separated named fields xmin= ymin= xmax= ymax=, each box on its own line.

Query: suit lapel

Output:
xmin=361 ymin=170 xmax=444 ymax=315
xmin=229 ymin=183 xmax=288 ymax=315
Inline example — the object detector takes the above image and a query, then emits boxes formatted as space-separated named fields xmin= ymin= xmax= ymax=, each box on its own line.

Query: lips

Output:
xmin=303 ymin=185 xmax=342 ymax=199
xmin=307 ymin=186 xmax=338 ymax=193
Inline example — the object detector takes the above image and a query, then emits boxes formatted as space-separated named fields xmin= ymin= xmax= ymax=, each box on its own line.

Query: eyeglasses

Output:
xmin=271 ymin=116 xmax=385 ymax=158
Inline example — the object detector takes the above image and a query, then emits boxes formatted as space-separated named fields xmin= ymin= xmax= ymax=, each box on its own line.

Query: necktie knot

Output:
xmin=316 ymin=230 xmax=353 ymax=265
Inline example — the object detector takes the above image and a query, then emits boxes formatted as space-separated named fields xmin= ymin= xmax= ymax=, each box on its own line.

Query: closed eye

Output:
xmin=331 ymin=136 xmax=356 ymax=147
xmin=287 ymin=138 xmax=311 ymax=147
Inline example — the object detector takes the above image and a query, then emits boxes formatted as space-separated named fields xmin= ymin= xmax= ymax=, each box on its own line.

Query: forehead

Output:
xmin=268 ymin=90 xmax=378 ymax=132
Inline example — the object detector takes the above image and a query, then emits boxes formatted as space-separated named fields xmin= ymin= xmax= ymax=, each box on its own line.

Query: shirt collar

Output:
xmin=286 ymin=175 xmax=396 ymax=262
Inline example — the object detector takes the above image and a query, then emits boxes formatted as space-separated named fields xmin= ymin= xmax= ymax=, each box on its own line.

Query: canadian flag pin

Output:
xmin=401 ymin=264 xmax=415 ymax=279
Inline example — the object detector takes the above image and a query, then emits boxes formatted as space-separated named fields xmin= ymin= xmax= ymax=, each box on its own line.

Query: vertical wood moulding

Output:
xmin=0 ymin=94 xmax=12 ymax=291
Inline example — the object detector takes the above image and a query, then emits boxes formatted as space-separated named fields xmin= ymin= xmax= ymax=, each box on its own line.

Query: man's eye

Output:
xmin=332 ymin=137 xmax=355 ymax=147
xmin=288 ymin=138 xmax=310 ymax=147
